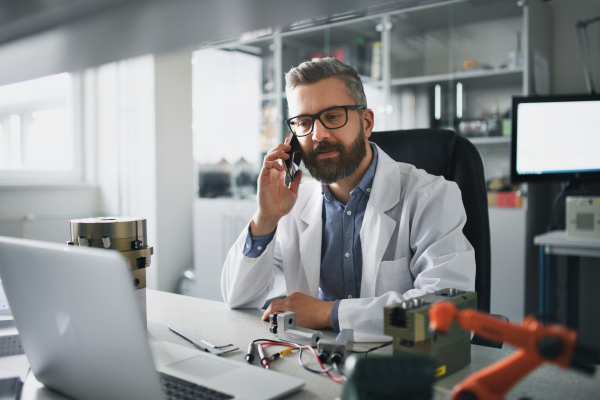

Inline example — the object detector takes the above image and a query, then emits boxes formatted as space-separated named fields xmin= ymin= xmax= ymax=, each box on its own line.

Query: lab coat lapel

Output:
xmin=360 ymin=145 xmax=401 ymax=298
xmin=299 ymin=183 xmax=323 ymax=298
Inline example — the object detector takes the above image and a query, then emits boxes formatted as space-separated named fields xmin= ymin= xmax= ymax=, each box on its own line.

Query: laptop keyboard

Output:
xmin=159 ymin=373 xmax=234 ymax=400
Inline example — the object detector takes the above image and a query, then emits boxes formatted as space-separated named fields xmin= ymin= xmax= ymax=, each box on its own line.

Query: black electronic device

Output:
xmin=284 ymin=133 xmax=302 ymax=183
xmin=510 ymin=94 xmax=600 ymax=183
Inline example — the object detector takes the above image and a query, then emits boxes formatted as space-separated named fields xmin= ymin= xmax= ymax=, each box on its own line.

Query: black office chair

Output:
xmin=370 ymin=129 xmax=491 ymax=314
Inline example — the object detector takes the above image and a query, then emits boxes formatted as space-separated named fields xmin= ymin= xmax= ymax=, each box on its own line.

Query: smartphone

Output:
xmin=283 ymin=133 xmax=302 ymax=183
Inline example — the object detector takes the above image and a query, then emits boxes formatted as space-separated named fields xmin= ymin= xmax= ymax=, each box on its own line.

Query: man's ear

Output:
xmin=362 ymin=108 xmax=375 ymax=139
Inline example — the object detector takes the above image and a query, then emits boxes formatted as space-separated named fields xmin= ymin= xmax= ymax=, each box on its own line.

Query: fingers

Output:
xmin=269 ymin=143 xmax=292 ymax=154
xmin=261 ymin=160 xmax=284 ymax=174
xmin=263 ymin=150 xmax=290 ymax=163
xmin=260 ymin=144 xmax=292 ymax=175
xmin=288 ymin=169 xmax=303 ymax=193
xmin=261 ymin=309 xmax=270 ymax=321
xmin=262 ymin=299 xmax=285 ymax=321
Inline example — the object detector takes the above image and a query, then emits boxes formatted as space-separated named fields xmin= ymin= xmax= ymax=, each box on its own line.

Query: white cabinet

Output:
xmin=193 ymin=198 xmax=257 ymax=301
xmin=489 ymin=206 xmax=527 ymax=323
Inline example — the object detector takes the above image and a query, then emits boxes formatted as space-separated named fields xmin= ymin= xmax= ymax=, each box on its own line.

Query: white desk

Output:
xmin=18 ymin=290 xmax=600 ymax=399
xmin=534 ymin=230 xmax=600 ymax=327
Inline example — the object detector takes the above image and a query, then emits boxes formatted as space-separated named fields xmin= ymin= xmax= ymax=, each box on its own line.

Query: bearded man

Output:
xmin=221 ymin=58 xmax=475 ymax=341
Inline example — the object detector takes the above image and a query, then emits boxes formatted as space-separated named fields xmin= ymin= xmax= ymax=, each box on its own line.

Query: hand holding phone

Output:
xmin=250 ymin=136 xmax=303 ymax=237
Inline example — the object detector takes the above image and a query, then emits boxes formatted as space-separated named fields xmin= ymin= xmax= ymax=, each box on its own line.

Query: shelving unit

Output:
xmin=469 ymin=136 xmax=511 ymax=145
xmin=390 ymin=68 xmax=524 ymax=87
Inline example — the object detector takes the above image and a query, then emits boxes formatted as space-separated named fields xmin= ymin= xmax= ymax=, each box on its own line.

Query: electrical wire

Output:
xmin=332 ymin=361 xmax=345 ymax=377
xmin=252 ymin=339 xmax=345 ymax=382
xmin=351 ymin=341 xmax=392 ymax=356
xmin=547 ymin=180 xmax=570 ymax=232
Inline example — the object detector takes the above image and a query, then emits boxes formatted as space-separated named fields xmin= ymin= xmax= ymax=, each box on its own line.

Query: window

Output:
xmin=0 ymin=73 xmax=82 ymax=183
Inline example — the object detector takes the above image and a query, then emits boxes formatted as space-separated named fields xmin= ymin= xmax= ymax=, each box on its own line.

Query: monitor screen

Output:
xmin=510 ymin=95 xmax=600 ymax=183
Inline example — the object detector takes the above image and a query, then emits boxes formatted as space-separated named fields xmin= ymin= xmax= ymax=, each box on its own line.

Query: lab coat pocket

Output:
xmin=377 ymin=257 xmax=412 ymax=295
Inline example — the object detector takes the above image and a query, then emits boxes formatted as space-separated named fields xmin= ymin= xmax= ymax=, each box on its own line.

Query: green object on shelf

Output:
xmin=502 ymin=118 xmax=511 ymax=137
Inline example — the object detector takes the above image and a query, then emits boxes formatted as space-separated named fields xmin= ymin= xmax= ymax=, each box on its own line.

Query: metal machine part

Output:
xmin=383 ymin=289 xmax=477 ymax=380
xmin=269 ymin=311 xmax=323 ymax=347
xmin=429 ymin=301 xmax=596 ymax=400
xmin=566 ymin=196 xmax=600 ymax=237
xmin=69 ymin=217 xmax=153 ymax=326
xmin=317 ymin=329 xmax=354 ymax=364
xmin=168 ymin=325 xmax=238 ymax=356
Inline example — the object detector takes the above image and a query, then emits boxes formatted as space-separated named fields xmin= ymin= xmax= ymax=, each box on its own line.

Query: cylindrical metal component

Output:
xmin=69 ymin=217 xmax=153 ymax=327
xmin=257 ymin=344 xmax=269 ymax=369
xmin=318 ymin=350 xmax=330 ymax=364
xmin=245 ymin=342 xmax=255 ymax=364
xmin=269 ymin=313 xmax=278 ymax=324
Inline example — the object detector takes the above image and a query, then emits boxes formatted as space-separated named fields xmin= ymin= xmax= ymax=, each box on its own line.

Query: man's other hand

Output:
xmin=262 ymin=292 xmax=334 ymax=330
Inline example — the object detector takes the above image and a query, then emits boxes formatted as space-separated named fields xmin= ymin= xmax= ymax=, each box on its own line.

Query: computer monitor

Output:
xmin=510 ymin=94 xmax=600 ymax=183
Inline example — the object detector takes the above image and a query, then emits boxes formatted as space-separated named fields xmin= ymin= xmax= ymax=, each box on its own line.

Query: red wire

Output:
xmin=260 ymin=342 xmax=346 ymax=383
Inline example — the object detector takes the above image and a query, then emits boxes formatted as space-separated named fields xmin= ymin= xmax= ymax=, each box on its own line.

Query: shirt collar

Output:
xmin=321 ymin=142 xmax=378 ymax=203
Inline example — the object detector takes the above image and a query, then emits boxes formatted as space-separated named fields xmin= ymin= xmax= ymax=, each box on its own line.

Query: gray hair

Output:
xmin=285 ymin=57 xmax=367 ymax=107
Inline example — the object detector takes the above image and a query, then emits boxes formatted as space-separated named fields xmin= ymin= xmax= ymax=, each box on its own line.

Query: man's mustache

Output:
xmin=307 ymin=141 xmax=343 ymax=157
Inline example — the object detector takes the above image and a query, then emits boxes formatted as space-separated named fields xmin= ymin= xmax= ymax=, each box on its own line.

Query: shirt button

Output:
xmin=246 ymin=244 xmax=250 ymax=249
xmin=257 ymin=246 xmax=263 ymax=251
xmin=367 ymin=188 xmax=371 ymax=192
xmin=348 ymin=295 xmax=353 ymax=299
xmin=345 ymin=252 xmax=350 ymax=258
xmin=346 ymin=211 xmax=352 ymax=216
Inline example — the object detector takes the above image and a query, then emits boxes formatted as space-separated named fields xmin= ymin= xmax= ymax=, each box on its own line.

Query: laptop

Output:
xmin=0 ymin=236 xmax=304 ymax=400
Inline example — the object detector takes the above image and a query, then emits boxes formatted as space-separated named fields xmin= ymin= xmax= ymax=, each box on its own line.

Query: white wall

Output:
xmin=550 ymin=0 xmax=600 ymax=95
xmin=154 ymin=48 xmax=195 ymax=293
xmin=0 ymin=185 xmax=100 ymax=242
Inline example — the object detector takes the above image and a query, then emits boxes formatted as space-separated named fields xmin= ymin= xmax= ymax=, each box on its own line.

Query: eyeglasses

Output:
xmin=285 ymin=105 xmax=366 ymax=137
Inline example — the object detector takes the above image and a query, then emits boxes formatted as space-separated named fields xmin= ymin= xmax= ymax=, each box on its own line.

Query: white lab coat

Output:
xmin=221 ymin=144 xmax=475 ymax=341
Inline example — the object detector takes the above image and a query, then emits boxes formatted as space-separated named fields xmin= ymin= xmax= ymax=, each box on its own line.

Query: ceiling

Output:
xmin=0 ymin=0 xmax=132 ymax=45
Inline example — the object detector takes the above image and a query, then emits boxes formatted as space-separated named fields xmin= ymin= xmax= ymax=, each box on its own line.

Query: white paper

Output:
xmin=0 ymin=283 xmax=12 ymax=322
xmin=0 ymin=354 xmax=29 ymax=381
xmin=0 ymin=321 xmax=23 ymax=357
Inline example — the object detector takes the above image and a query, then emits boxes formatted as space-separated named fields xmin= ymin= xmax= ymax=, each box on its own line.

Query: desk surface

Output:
xmin=20 ymin=290 xmax=600 ymax=400
xmin=534 ymin=230 xmax=600 ymax=257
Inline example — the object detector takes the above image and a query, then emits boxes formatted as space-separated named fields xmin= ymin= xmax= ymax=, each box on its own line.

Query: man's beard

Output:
xmin=300 ymin=125 xmax=367 ymax=185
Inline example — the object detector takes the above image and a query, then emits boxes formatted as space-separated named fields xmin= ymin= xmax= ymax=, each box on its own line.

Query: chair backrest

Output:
xmin=370 ymin=129 xmax=491 ymax=312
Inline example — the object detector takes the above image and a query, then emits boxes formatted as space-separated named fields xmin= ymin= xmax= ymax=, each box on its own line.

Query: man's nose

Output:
xmin=311 ymin=119 xmax=331 ymax=142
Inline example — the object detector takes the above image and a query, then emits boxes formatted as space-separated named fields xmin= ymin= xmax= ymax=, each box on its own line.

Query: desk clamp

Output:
xmin=168 ymin=325 xmax=238 ymax=356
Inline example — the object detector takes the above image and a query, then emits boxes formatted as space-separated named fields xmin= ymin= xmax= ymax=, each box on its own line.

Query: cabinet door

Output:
xmin=193 ymin=198 xmax=257 ymax=301
xmin=193 ymin=45 xmax=267 ymax=199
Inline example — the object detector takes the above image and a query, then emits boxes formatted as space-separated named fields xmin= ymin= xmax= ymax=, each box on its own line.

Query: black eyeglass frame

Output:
xmin=285 ymin=105 xmax=366 ymax=137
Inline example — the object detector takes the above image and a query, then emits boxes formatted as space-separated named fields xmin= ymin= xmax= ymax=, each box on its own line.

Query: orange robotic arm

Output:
xmin=429 ymin=302 xmax=595 ymax=400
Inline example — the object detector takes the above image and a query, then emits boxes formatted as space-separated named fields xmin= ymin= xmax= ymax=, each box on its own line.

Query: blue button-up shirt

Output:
xmin=243 ymin=144 xmax=378 ymax=332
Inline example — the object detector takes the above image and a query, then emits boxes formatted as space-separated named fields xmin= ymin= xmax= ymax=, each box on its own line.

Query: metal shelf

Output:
xmin=468 ymin=136 xmax=511 ymax=145
xmin=390 ymin=68 xmax=524 ymax=87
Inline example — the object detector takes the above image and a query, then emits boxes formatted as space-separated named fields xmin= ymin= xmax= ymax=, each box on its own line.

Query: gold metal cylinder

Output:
xmin=69 ymin=217 xmax=153 ymax=327
xmin=70 ymin=217 xmax=153 ymax=290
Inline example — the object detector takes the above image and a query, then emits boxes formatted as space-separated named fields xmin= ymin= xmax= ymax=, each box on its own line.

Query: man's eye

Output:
xmin=325 ymin=113 xmax=343 ymax=121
